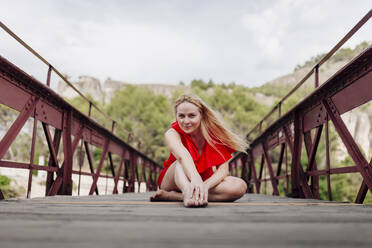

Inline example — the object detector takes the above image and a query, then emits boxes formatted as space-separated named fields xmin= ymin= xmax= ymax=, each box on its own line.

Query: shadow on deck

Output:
xmin=1 ymin=192 xmax=372 ymax=248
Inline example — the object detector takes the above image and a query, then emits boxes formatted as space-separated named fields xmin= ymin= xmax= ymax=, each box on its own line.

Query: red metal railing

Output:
xmin=0 ymin=22 xmax=161 ymax=199
xmin=229 ymin=9 xmax=372 ymax=204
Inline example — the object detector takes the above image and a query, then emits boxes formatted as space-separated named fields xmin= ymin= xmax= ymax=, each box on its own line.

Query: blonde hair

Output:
xmin=174 ymin=93 xmax=248 ymax=155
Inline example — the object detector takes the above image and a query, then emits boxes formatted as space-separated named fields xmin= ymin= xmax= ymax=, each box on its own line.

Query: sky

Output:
xmin=1 ymin=0 xmax=371 ymax=89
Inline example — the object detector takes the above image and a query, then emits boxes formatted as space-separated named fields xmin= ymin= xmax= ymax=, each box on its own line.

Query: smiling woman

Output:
xmin=150 ymin=93 xmax=248 ymax=207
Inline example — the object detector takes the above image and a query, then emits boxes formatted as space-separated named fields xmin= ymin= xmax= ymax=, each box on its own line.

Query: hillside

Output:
xmin=56 ymin=41 xmax=372 ymax=163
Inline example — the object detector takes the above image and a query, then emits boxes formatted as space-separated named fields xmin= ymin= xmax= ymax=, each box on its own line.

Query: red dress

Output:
xmin=157 ymin=121 xmax=235 ymax=187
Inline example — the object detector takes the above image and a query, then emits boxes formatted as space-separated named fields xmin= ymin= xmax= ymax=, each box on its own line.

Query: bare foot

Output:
xmin=183 ymin=186 xmax=198 ymax=207
xmin=150 ymin=190 xmax=183 ymax=202
xmin=202 ymin=198 xmax=208 ymax=207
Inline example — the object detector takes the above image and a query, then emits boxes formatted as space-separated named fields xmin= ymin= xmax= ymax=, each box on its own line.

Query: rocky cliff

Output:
xmin=57 ymin=77 xmax=186 ymax=104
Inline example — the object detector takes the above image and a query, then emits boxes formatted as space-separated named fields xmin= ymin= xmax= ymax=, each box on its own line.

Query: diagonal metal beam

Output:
xmin=45 ymin=129 xmax=62 ymax=195
xmin=0 ymin=96 xmax=39 ymax=160
xmin=283 ymin=118 xmax=313 ymax=199
xmin=113 ymin=151 xmax=125 ymax=194
xmin=304 ymin=126 xmax=323 ymax=174
xmin=42 ymin=123 xmax=60 ymax=168
xmin=355 ymin=158 xmax=372 ymax=204
xmin=276 ymin=143 xmax=285 ymax=182
xmin=84 ymin=141 xmax=99 ymax=195
xmin=89 ymin=139 xmax=110 ymax=195
xmin=262 ymin=142 xmax=280 ymax=195
xmin=303 ymin=126 xmax=322 ymax=198
xmin=248 ymin=151 xmax=260 ymax=193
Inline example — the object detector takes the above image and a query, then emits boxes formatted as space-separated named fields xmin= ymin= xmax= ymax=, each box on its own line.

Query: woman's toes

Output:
xmin=150 ymin=190 xmax=165 ymax=202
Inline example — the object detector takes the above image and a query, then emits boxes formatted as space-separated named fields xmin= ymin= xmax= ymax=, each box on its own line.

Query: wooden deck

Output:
xmin=1 ymin=192 xmax=372 ymax=248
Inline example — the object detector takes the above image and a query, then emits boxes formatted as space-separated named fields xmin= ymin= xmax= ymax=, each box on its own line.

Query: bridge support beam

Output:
xmin=323 ymin=98 xmax=372 ymax=196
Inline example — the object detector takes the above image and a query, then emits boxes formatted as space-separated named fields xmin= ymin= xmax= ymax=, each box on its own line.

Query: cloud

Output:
xmin=1 ymin=0 xmax=371 ymax=88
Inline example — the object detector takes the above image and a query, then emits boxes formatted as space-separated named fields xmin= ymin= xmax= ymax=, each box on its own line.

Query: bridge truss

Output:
xmin=229 ymin=10 xmax=372 ymax=203
xmin=0 ymin=24 xmax=161 ymax=200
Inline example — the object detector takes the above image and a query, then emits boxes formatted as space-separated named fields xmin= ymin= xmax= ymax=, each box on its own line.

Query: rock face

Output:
xmin=338 ymin=104 xmax=372 ymax=161
xmin=57 ymin=76 xmax=105 ymax=104
xmin=102 ymin=78 xmax=128 ymax=104
xmin=57 ymin=77 xmax=187 ymax=104
xmin=264 ymin=60 xmax=351 ymax=89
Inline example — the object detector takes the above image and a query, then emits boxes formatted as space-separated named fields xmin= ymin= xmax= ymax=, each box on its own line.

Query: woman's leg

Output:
xmin=151 ymin=161 xmax=200 ymax=207
xmin=208 ymin=176 xmax=247 ymax=202
xmin=152 ymin=172 xmax=247 ymax=203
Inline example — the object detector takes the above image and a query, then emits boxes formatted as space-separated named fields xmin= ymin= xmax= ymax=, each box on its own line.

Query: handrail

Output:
xmin=246 ymin=9 xmax=372 ymax=140
xmin=0 ymin=21 xmax=137 ymax=144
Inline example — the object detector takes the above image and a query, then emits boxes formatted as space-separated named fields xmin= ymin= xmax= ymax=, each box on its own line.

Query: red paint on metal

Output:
xmin=113 ymin=153 xmax=125 ymax=194
xmin=45 ymin=130 xmax=62 ymax=195
xmin=262 ymin=142 xmax=280 ymax=195
xmin=89 ymin=140 xmax=109 ymax=195
xmin=27 ymin=111 xmax=38 ymax=198
xmin=325 ymin=119 xmax=333 ymax=201
xmin=323 ymin=98 xmax=372 ymax=191
xmin=0 ymin=96 xmax=39 ymax=160
xmin=332 ymin=70 xmax=372 ymax=114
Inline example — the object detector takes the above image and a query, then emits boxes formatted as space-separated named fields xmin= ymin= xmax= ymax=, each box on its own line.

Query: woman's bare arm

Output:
xmin=203 ymin=162 xmax=229 ymax=190
xmin=164 ymin=128 xmax=202 ymax=181
xmin=165 ymin=128 xmax=208 ymax=203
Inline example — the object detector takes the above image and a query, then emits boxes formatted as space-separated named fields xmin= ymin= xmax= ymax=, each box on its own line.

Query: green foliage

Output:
xmin=294 ymin=41 xmax=371 ymax=71
xmin=0 ymin=175 xmax=25 ymax=199
xmin=67 ymin=94 xmax=110 ymax=129
xmin=106 ymin=86 xmax=173 ymax=163
xmin=0 ymin=175 xmax=11 ymax=187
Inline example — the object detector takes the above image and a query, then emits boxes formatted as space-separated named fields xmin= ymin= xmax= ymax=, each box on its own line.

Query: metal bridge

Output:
xmin=0 ymin=9 xmax=371 ymax=248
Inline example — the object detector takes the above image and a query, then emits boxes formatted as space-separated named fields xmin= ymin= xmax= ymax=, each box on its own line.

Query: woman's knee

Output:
xmin=227 ymin=177 xmax=247 ymax=198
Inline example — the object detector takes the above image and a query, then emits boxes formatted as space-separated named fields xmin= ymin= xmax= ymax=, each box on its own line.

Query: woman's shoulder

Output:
xmin=165 ymin=128 xmax=180 ymax=139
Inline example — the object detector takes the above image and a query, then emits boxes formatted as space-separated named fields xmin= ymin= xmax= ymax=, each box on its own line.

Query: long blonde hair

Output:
xmin=174 ymin=93 xmax=248 ymax=154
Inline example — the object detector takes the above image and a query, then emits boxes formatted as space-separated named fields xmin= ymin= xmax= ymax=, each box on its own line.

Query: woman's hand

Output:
xmin=190 ymin=177 xmax=208 ymax=206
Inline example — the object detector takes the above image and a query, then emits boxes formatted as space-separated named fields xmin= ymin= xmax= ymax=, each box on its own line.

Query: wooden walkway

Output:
xmin=1 ymin=192 xmax=372 ymax=248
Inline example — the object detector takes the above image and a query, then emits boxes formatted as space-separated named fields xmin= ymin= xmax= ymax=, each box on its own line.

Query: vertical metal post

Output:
xmin=325 ymin=117 xmax=332 ymax=201
xmin=259 ymin=122 xmax=262 ymax=134
xmin=61 ymin=110 xmax=73 ymax=195
xmin=27 ymin=110 xmax=38 ymax=198
xmin=315 ymin=65 xmax=319 ymax=88
xmin=46 ymin=65 xmax=52 ymax=87
xmin=285 ymin=144 xmax=289 ymax=194
xmin=77 ymin=139 xmax=84 ymax=196
xmin=111 ymin=121 xmax=116 ymax=133
xmin=88 ymin=102 xmax=92 ymax=117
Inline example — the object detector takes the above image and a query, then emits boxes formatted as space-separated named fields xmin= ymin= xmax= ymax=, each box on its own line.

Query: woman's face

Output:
xmin=176 ymin=102 xmax=202 ymax=135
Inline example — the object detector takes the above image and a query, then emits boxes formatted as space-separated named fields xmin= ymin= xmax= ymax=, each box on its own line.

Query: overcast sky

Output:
xmin=1 ymin=1 xmax=371 ymax=89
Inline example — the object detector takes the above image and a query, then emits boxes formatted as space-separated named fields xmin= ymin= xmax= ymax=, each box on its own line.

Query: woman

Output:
xmin=151 ymin=93 xmax=248 ymax=207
